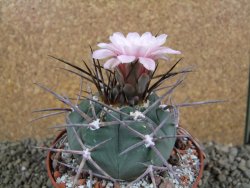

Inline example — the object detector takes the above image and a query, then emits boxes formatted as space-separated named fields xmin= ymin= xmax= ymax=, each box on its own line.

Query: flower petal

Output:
xmin=126 ymin=32 xmax=140 ymax=42
xmin=97 ymin=43 xmax=120 ymax=53
xmin=151 ymin=47 xmax=181 ymax=56
xmin=109 ymin=32 xmax=127 ymax=54
xmin=154 ymin=54 xmax=169 ymax=61
xmin=103 ymin=58 xmax=120 ymax=69
xmin=117 ymin=55 xmax=136 ymax=63
xmin=97 ymin=43 xmax=109 ymax=48
xmin=156 ymin=34 xmax=168 ymax=46
xmin=139 ymin=57 xmax=156 ymax=71
xmin=163 ymin=48 xmax=181 ymax=54
xmin=92 ymin=49 xmax=116 ymax=59
xmin=141 ymin=32 xmax=153 ymax=41
xmin=110 ymin=32 xmax=127 ymax=46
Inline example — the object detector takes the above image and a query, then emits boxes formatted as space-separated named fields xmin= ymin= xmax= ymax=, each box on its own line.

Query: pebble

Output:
xmin=238 ymin=159 xmax=246 ymax=171
xmin=228 ymin=154 xmax=235 ymax=163
xmin=229 ymin=147 xmax=238 ymax=157
xmin=219 ymin=145 xmax=229 ymax=153
xmin=218 ymin=174 xmax=226 ymax=182
xmin=241 ymin=183 xmax=250 ymax=188
xmin=211 ymin=167 xmax=221 ymax=175
xmin=246 ymin=159 xmax=250 ymax=168
xmin=243 ymin=170 xmax=250 ymax=179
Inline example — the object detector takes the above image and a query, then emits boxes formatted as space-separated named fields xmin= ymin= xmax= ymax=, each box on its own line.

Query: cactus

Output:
xmin=67 ymin=91 xmax=177 ymax=181
xmin=33 ymin=32 xmax=222 ymax=187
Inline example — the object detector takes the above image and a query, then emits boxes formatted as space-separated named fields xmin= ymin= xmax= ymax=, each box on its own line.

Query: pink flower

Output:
xmin=92 ymin=32 xmax=181 ymax=71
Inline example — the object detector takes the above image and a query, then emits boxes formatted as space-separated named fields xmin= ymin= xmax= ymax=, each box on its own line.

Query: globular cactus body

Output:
xmin=67 ymin=94 xmax=177 ymax=181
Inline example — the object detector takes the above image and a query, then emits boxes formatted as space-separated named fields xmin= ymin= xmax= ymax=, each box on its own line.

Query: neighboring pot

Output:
xmin=46 ymin=129 xmax=204 ymax=188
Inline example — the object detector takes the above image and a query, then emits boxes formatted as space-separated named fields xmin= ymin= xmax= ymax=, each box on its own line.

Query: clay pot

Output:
xmin=190 ymin=136 xmax=204 ymax=188
xmin=46 ymin=129 xmax=204 ymax=188
xmin=46 ymin=130 xmax=67 ymax=188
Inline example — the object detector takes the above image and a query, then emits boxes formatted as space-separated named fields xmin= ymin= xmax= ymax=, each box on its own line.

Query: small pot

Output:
xmin=46 ymin=129 xmax=204 ymax=188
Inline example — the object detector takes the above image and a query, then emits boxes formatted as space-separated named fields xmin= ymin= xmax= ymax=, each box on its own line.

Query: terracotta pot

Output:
xmin=190 ymin=136 xmax=204 ymax=188
xmin=46 ymin=130 xmax=67 ymax=188
xmin=46 ymin=129 xmax=204 ymax=188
